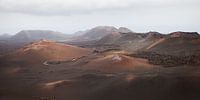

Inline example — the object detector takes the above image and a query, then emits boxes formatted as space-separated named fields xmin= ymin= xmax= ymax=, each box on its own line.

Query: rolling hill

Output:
xmin=1 ymin=39 xmax=91 ymax=64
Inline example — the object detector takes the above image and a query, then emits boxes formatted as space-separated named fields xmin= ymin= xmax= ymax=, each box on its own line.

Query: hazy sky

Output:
xmin=0 ymin=0 xmax=200 ymax=35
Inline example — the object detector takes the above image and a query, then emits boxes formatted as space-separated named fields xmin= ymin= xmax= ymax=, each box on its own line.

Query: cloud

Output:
xmin=0 ymin=0 xmax=199 ymax=16
xmin=0 ymin=0 xmax=200 ymax=34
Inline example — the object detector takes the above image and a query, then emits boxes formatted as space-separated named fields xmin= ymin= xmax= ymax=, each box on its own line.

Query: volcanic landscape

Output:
xmin=0 ymin=26 xmax=200 ymax=100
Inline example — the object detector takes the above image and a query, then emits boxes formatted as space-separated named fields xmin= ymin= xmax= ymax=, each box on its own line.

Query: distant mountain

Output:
xmin=0 ymin=33 xmax=12 ymax=40
xmin=94 ymin=31 xmax=163 ymax=51
xmin=11 ymin=30 xmax=69 ymax=43
xmin=1 ymin=27 xmax=200 ymax=57
xmin=75 ymin=26 xmax=118 ymax=41
xmin=73 ymin=30 xmax=89 ymax=37
xmin=92 ymin=31 xmax=200 ymax=55
xmin=72 ymin=26 xmax=133 ymax=41
xmin=0 ymin=30 xmax=73 ymax=55
xmin=118 ymin=27 xmax=133 ymax=33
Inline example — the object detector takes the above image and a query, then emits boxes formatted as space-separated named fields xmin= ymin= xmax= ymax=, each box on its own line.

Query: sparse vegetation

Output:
xmin=130 ymin=52 xmax=200 ymax=67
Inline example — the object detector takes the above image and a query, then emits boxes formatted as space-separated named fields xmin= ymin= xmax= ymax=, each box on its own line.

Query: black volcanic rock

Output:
xmin=131 ymin=52 xmax=200 ymax=67
xmin=169 ymin=31 xmax=199 ymax=38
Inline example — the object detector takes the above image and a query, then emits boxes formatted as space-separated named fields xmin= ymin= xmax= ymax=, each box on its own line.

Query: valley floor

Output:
xmin=1 ymin=56 xmax=200 ymax=100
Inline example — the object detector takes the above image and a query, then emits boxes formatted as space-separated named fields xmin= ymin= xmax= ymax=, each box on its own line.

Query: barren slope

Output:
xmin=2 ymin=39 xmax=91 ymax=64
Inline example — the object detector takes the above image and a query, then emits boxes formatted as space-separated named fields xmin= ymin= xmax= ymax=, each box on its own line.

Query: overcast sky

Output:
xmin=0 ymin=0 xmax=200 ymax=35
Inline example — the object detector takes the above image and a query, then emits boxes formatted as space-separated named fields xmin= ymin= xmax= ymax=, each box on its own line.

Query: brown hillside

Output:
xmin=3 ymin=39 xmax=91 ymax=64
xmin=83 ymin=54 xmax=154 ymax=73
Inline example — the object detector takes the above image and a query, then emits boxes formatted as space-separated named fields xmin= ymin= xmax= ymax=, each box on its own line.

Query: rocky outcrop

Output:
xmin=146 ymin=31 xmax=164 ymax=39
xmin=169 ymin=31 xmax=199 ymax=38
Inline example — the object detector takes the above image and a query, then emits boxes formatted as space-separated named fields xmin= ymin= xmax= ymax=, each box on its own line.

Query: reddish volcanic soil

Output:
xmin=2 ymin=40 xmax=91 ymax=64
xmin=1 ymin=63 xmax=200 ymax=100
xmin=0 ymin=40 xmax=200 ymax=100
xmin=83 ymin=54 xmax=154 ymax=73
